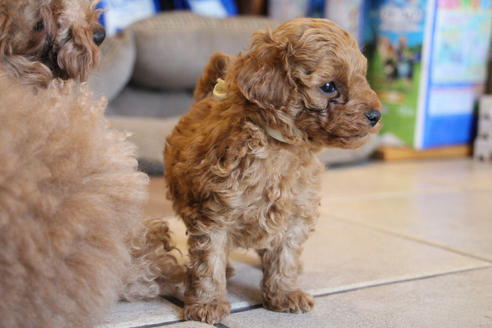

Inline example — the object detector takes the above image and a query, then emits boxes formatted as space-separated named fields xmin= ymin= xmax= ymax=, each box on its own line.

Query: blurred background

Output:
xmin=88 ymin=0 xmax=492 ymax=174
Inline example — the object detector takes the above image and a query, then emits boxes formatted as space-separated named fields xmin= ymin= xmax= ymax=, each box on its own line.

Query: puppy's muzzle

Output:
xmin=93 ymin=27 xmax=106 ymax=46
xmin=365 ymin=110 xmax=381 ymax=127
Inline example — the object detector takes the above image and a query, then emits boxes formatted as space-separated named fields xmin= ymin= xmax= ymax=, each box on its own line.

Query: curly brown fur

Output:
xmin=165 ymin=18 xmax=382 ymax=324
xmin=0 ymin=1 xmax=184 ymax=327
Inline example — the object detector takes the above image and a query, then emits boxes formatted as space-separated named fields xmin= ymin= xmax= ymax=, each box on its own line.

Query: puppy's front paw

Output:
xmin=263 ymin=290 xmax=314 ymax=313
xmin=184 ymin=300 xmax=231 ymax=324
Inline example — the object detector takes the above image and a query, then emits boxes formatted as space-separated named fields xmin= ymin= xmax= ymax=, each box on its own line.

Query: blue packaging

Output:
xmin=97 ymin=0 xmax=160 ymax=36
xmin=174 ymin=0 xmax=237 ymax=17
xmin=368 ymin=0 xmax=492 ymax=149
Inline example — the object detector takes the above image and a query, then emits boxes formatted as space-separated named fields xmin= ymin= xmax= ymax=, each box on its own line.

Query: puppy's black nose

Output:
xmin=365 ymin=110 xmax=381 ymax=127
xmin=93 ymin=28 xmax=106 ymax=46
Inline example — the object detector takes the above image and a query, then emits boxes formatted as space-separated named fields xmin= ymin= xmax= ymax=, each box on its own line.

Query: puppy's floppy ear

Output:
xmin=0 ymin=5 xmax=52 ymax=88
xmin=57 ymin=27 xmax=99 ymax=82
xmin=233 ymin=29 xmax=296 ymax=110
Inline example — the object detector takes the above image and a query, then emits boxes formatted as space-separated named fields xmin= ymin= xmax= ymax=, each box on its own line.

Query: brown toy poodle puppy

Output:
xmin=164 ymin=18 xmax=382 ymax=324
xmin=0 ymin=1 xmax=183 ymax=327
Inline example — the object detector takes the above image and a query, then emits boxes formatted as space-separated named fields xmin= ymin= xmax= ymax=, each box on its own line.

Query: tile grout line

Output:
xmin=231 ymin=304 xmax=263 ymax=314
xmin=214 ymin=323 xmax=230 ymax=328
xmin=128 ymin=296 xmax=183 ymax=328
xmin=131 ymin=320 xmax=232 ymax=328
xmin=323 ymin=188 xmax=462 ymax=203
xmin=162 ymin=295 xmax=184 ymax=308
xmin=312 ymin=265 xmax=492 ymax=299
xmin=327 ymin=162 xmax=492 ymax=192
xmin=324 ymin=183 xmax=492 ymax=204
xmin=322 ymin=213 xmax=492 ymax=263
xmin=131 ymin=319 xmax=183 ymax=328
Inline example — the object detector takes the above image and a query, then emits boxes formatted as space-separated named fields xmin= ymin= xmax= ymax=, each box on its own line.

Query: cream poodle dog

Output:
xmin=0 ymin=1 xmax=183 ymax=327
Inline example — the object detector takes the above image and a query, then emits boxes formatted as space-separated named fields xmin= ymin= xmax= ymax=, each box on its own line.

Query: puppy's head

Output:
xmin=0 ymin=0 xmax=105 ymax=87
xmin=229 ymin=18 xmax=382 ymax=149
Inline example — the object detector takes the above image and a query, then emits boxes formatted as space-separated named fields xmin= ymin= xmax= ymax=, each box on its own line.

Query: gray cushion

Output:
xmin=88 ymin=29 xmax=136 ymax=102
xmin=109 ymin=116 xmax=179 ymax=167
xmin=130 ymin=11 xmax=278 ymax=90
xmin=107 ymin=86 xmax=194 ymax=119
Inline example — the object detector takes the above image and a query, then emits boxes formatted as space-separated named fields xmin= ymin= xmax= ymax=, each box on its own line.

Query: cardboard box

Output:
xmin=368 ymin=0 xmax=492 ymax=149
xmin=268 ymin=0 xmax=310 ymax=21
xmin=324 ymin=0 xmax=372 ymax=47
xmin=478 ymin=96 xmax=492 ymax=138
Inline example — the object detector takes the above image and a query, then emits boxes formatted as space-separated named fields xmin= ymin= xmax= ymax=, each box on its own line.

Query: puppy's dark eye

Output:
xmin=34 ymin=20 xmax=44 ymax=32
xmin=320 ymin=82 xmax=337 ymax=94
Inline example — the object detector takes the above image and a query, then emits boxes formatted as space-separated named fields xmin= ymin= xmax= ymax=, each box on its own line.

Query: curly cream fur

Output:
xmin=123 ymin=218 xmax=186 ymax=301
xmin=164 ymin=18 xmax=382 ymax=324
xmin=0 ymin=77 xmax=148 ymax=327
xmin=0 ymin=1 xmax=184 ymax=327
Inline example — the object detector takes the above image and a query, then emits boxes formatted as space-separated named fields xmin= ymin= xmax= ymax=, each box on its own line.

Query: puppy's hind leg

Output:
xmin=258 ymin=234 xmax=314 ymax=314
xmin=184 ymin=230 xmax=231 ymax=324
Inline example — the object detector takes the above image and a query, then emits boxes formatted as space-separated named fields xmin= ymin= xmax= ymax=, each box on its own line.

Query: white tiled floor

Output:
xmin=222 ymin=268 xmax=492 ymax=328
xmin=98 ymin=299 xmax=181 ymax=328
xmin=100 ymin=159 xmax=492 ymax=328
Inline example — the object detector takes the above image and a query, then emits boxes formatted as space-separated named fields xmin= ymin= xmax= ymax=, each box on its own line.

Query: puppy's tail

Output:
xmin=121 ymin=217 xmax=186 ymax=301
xmin=194 ymin=51 xmax=232 ymax=102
